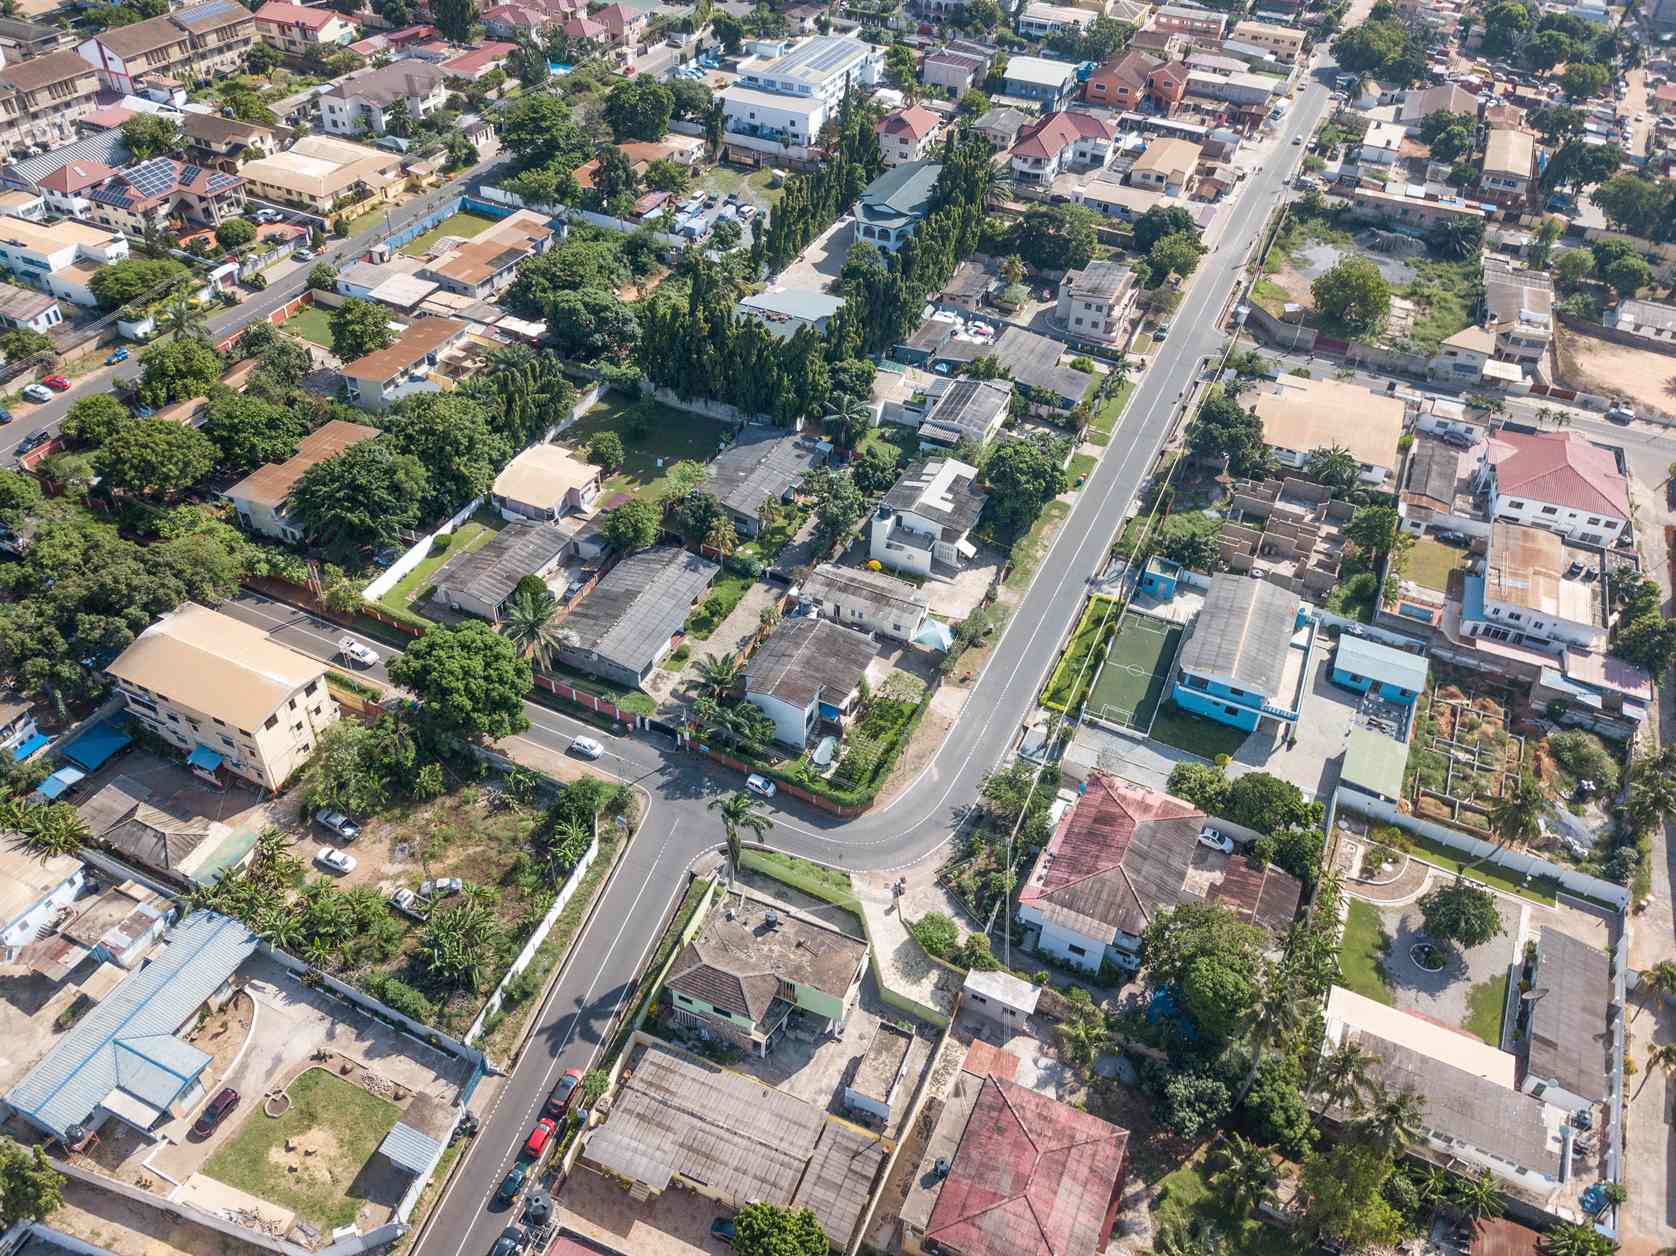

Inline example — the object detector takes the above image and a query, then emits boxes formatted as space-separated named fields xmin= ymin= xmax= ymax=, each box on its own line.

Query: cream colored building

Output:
xmin=1250 ymin=375 xmax=1407 ymax=485
xmin=1230 ymin=19 xmax=1307 ymax=60
xmin=0 ymin=52 xmax=100 ymax=163
xmin=238 ymin=134 xmax=406 ymax=216
xmin=105 ymin=603 xmax=337 ymax=791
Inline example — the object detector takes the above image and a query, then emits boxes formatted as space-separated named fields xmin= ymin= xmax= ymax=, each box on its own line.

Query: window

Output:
xmin=265 ymin=713 xmax=278 ymax=729
xmin=1507 ymin=500 xmax=1525 ymax=509
xmin=970 ymin=993 xmax=987 ymax=1004
xmin=1067 ymin=944 xmax=1087 ymax=956
xmin=1224 ymin=704 xmax=1240 ymax=716
xmin=1539 ymin=506 xmax=1558 ymax=516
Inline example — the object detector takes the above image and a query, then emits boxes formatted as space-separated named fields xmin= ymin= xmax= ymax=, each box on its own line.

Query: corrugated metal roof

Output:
xmin=1334 ymin=634 xmax=1429 ymax=694
xmin=1340 ymin=727 xmax=1408 ymax=801
xmin=561 ymin=547 xmax=718 ymax=678
xmin=1527 ymin=927 xmax=1612 ymax=1103
xmin=378 ymin=1120 xmax=444 ymax=1175
xmin=1177 ymin=574 xmax=1301 ymax=698
xmin=4 ymin=910 xmax=257 ymax=1137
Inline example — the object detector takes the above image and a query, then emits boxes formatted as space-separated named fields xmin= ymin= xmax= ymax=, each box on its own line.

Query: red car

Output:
xmin=522 ymin=1117 xmax=556 ymax=1160
xmin=193 ymin=1087 xmax=239 ymax=1138
xmin=543 ymin=1069 xmax=583 ymax=1121
xmin=41 ymin=375 xmax=70 ymax=392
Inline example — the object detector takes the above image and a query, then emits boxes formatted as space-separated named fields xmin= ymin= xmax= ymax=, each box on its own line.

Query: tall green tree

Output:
xmin=730 ymin=1202 xmax=826 ymax=1256
xmin=95 ymin=420 xmax=216 ymax=497
xmin=0 ymin=1138 xmax=66 ymax=1226
xmin=707 ymin=789 xmax=772 ymax=891
xmin=289 ymin=438 xmax=429 ymax=555
xmin=386 ymin=620 xmax=533 ymax=741
xmin=329 ymin=297 xmax=397 ymax=361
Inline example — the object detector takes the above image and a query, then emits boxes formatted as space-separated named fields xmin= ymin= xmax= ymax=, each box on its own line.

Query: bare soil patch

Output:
xmin=1555 ymin=324 xmax=1676 ymax=419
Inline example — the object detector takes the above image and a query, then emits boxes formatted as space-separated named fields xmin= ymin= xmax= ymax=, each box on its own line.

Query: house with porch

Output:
xmin=743 ymin=617 xmax=876 ymax=750
xmin=1172 ymin=573 xmax=1313 ymax=732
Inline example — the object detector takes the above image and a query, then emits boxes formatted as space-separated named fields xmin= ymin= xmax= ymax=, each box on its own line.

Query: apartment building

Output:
xmin=0 ymin=52 xmax=100 ymax=164
xmin=0 ymin=216 xmax=127 ymax=306
xmin=1479 ymin=127 xmax=1535 ymax=206
xmin=722 ymin=35 xmax=882 ymax=144
xmin=1472 ymin=428 xmax=1630 ymax=545
xmin=77 ymin=0 xmax=256 ymax=95
xmin=1084 ymin=50 xmax=1165 ymax=110
xmin=106 ymin=603 xmax=337 ymax=790
xmin=1148 ymin=3 xmax=1227 ymax=37
xmin=1482 ymin=256 xmax=1552 ymax=363
xmin=1128 ymin=136 xmax=1201 ymax=193
xmin=921 ymin=46 xmax=988 ymax=94
xmin=339 ymin=316 xmax=470 ymax=409
xmin=178 ymin=112 xmax=292 ymax=170
xmin=320 ymin=59 xmax=448 ymax=136
xmin=253 ymin=1 xmax=358 ymax=55
xmin=83 ymin=157 xmax=246 ymax=235
xmin=1018 ymin=2 xmax=1094 ymax=37
xmin=1229 ymin=19 xmax=1307 ymax=60
xmin=0 ymin=19 xmax=72 ymax=61
xmin=1055 ymin=259 xmax=1137 ymax=346
xmin=876 ymin=104 xmax=939 ymax=166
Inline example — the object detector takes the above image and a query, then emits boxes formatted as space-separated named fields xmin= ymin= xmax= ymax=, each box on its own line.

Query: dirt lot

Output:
xmin=1555 ymin=324 xmax=1676 ymax=419
xmin=50 ymin=1170 xmax=274 ymax=1256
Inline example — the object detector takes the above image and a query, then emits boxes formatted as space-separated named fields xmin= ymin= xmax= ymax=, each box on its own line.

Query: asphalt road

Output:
xmin=0 ymin=153 xmax=507 ymax=462
xmin=214 ymin=53 xmax=1346 ymax=1256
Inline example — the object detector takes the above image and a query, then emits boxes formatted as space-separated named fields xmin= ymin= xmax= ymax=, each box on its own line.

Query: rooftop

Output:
xmin=705 ymin=429 xmax=825 ymax=523
xmin=339 ymin=317 xmax=467 ymax=382
xmin=104 ymin=601 xmax=326 ymax=730
xmin=881 ymin=457 xmax=986 ymax=539
xmin=1483 ymin=258 xmax=1552 ymax=330
xmin=0 ymin=216 xmax=122 ymax=255
xmin=920 ymin=376 xmax=1011 ymax=444
xmin=1339 ymin=726 xmax=1408 ymax=800
xmin=4 ymin=131 xmax=131 ymax=190
xmin=1483 ymin=522 xmax=1600 ymax=626
xmin=878 ymin=103 xmax=938 ymax=139
xmin=562 ymin=545 xmax=718 ymax=675
xmin=1334 ymin=633 xmax=1429 ymax=693
xmin=0 ymin=844 xmax=80 ymax=932
xmin=1132 ymin=136 xmax=1202 ymax=174
xmin=0 ymin=49 xmax=90 ymax=95
xmin=1485 ymin=427 xmax=1630 ymax=519
xmin=0 ymin=281 xmax=57 ymax=322
xmin=667 ymin=890 xmax=867 ymax=1021
xmin=1250 ymin=375 xmax=1407 ymax=472
xmin=857 ymin=159 xmax=941 ymax=226
xmin=803 ymin=563 xmax=929 ymax=621
xmin=1483 ymin=127 xmax=1535 ymax=176
xmin=1010 ymin=110 xmax=1114 ymax=160
xmin=1019 ymin=773 xmax=1299 ymax=940
xmin=438 ymin=521 xmax=571 ymax=615
xmin=4 ymin=910 xmax=258 ymax=1139
xmin=327 ymin=58 xmax=447 ymax=106
xmin=224 ymin=419 xmax=379 ymax=511
xmin=850 ymin=1022 xmax=913 ymax=1105
xmin=240 ymin=133 xmax=400 ymax=200
xmin=1527 ymin=926 xmax=1612 ymax=1103
xmin=745 ymin=616 xmax=876 ymax=710
xmin=741 ymin=34 xmax=875 ymax=89
xmin=1003 ymin=53 xmax=1080 ymax=87
xmin=1178 ymin=573 xmax=1302 ymax=698
xmin=253 ymin=1 xmax=345 ymax=28
xmin=492 ymin=442 xmax=598 ymax=508
xmin=964 ymin=967 xmax=1040 ymax=1012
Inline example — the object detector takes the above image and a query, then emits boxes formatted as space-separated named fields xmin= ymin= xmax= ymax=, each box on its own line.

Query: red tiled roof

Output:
xmin=594 ymin=0 xmax=639 ymax=29
xmin=37 ymin=160 xmax=118 ymax=195
xmin=254 ymin=1 xmax=343 ymax=29
xmin=562 ymin=15 xmax=606 ymax=37
xmin=927 ymin=1075 xmax=1128 ymax=1256
xmin=1091 ymin=49 xmax=1157 ymax=90
xmin=877 ymin=103 xmax=938 ymax=139
xmin=441 ymin=41 xmax=515 ymax=74
xmin=1010 ymin=110 xmax=1114 ymax=160
xmin=1655 ymin=83 xmax=1676 ymax=102
xmin=1489 ymin=429 xmax=1631 ymax=519
xmin=81 ymin=105 xmax=137 ymax=130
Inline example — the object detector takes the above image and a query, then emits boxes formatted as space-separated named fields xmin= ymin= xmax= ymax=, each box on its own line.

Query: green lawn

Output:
xmin=697 ymin=165 xmax=785 ymax=210
xmin=1004 ymin=500 xmax=1071 ymax=592
xmin=1339 ymin=899 xmax=1395 ymax=1006
xmin=1154 ymin=1158 xmax=1296 ymax=1256
xmin=400 ymin=211 xmax=499 ymax=257
xmin=1403 ymin=257 xmax=1479 ymax=353
xmin=1147 ymin=700 xmax=1250 ymax=761
xmin=283 ymin=305 xmax=335 ymax=349
xmin=859 ymin=422 xmax=916 ymax=465
xmin=538 ymin=660 xmax=655 ymax=716
xmin=564 ymin=397 xmax=731 ymax=504
xmin=1464 ymin=972 xmax=1508 ymax=1046
xmin=1067 ymin=452 xmax=1097 ymax=484
xmin=375 ymin=514 xmax=505 ymax=619
xmin=1042 ymin=596 xmax=1117 ymax=711
xmin=739 ymin=847 xmax=859 ymax=910
xmin=1404 ymin=538 xmax=1466 ymax=592
xmin=203 ymin=1069 xmax=400 ymax=1230
xmin=685 ymin=569 xmax=754 ymax=639
xmin=1086 ymin=377 xmax=1137 ymax=447
xmin=1400 ymin=831 xmax=1559 ymax=905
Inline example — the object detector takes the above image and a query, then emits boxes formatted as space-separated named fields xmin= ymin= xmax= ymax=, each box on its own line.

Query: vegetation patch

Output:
xmin=1005 ymin=500 xmax=1071 ymax=592
xmin=563 ymin=396 xmax=730 ymax=503
xmin=400 ymin=211 xmax=499 ymax=257
xmin=282 ymin=305 xmax=335 ymax=349
xmin=1339 ymin=899 xmax=1395 ymax=1006
xmin=1042 ymin=596 xmax=1117 ymax=712
xmin=1147 ymin=700 xmax=1250 ymax=761
xmin=1463 ymin=972 xmax=1508 ymax=1046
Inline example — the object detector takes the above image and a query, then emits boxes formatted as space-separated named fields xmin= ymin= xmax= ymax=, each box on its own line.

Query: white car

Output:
xmin=420 ymin=877 xmax=463 ymax=899
xmin=314 ymin=809 xmax=360 ymax=841
xmin=389 ymin=887 xmax=428 ymax=920
xmin=1197 ymin=826 xmax=1234 ymax=855
xmin=21 ymin=384 xmax=51 ymax=403
xmin=315 ymin=846 xmax=357 ymax=874
xmin=338 ymin=637 xmax=378 ymax=667
xmin=570 ymin=736 xmax=604 ymax=760
xmin=745 ymin=773 xmax=776 ymax=799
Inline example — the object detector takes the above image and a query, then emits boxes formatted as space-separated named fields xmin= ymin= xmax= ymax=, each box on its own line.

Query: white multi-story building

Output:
xmin=1471 ymin=428 xmax=1630 ymax=545
xmin=319 ymin=59 xmax=448 ymax=137
xmin=870 ymin=458 xmax=987 ymax=578
xmin=1008 ymin=110 xmax=1116 ymax=184
xmin=0 ymin=217 xmax=127 ymax=306
xmin=721 ymin=35 xmax=882 ymax=144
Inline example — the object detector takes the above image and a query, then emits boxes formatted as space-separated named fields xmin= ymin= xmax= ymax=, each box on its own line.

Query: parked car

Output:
xmin=710 ymin=1217 xmax=736 ymax=1247
xmin=570 ymin=735 xmax=604 ymax=760
xmin=0 ymin=407 xmax=11 ymax=424
xmin=294 ymin=248 xmax=315 ymax=261
xmin=522 ymin=1117 xmax=557 ymax=1159
xmin=16 ymin=429 xmax=49 ymax=453
xmin=338 ymin=636 xmax=379 ymax=667
xmin=1154 ymin=322 xmax=1171 ymax=341
xmin=745 ymin=773 xmax=776 ymax=799
xmin=489 ymin=1226 xmax=525 ymax=1256
xmin=314 ymin=809 xmax=360 ymax=841
xmin=192 ymin=1087 xmax=239 ymax=1138
xmin=106 ymin=348 xmax=129 ymax=365
xmin=1434 ymin=529 xmax=1468 ymax=546
xmin=21 ymin=384 xmax=51 ymax=403
xmin=1196 ymin=826 xmax=1234 ymax=855
xmin=544 ymin=1069 xmax=583 ymax=1121
xmin=316 ymin=846 xmax=356 ymax=874
xmin=496 ymin=1164 xmax=527 ymax=1203
xmin=1291 ymin=135 xmax=1303 ymax=145
xmin=420 ymin=877 xmax=463 ymax=899
xmin=390 ymin=887 xmax=428 ymax=920
xmin=1439 ymin=429 xmax=1474 ymax=449
xmin=41 ymin=375 xmax=69 ymax=391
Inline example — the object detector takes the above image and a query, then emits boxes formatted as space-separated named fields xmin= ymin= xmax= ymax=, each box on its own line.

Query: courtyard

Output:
xmin=557 ymin=396 xmax=730 ymax=504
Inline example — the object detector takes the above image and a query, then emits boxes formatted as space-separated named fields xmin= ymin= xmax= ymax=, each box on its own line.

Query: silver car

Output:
xmin=314 ymin=809 xmax=360 ymax=841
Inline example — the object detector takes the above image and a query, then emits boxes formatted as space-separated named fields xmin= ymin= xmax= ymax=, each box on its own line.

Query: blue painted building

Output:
xmin=1172 ymin=575 xmax=1311 ymax=732
xmin=1331 ymin=633 xmax=1428 ymax=705
xmin=1138 ymin=556 xmax=1182 ymax=601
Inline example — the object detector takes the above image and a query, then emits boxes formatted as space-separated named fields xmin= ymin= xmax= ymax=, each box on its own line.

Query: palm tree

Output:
xmin=706 ymin=790 xmax=771 ymax=891
xmin=1539 ymin=1222 xmax=1617 ymax=1256
xmin=1448 ymin=1168 xmax=1504 ymax=1231
xmin=257 ymin=908 xmax=305 ymax=952
xmin=0 ymin=796 xmax=30 ymax=835
xmin=1638 ymin=959 xmax=1676 ymax=1020
xmin=1153 ymin=1215 xmax=1232 ymax=1256
xmin=694 ymin=653 xmax=742 ymax=701
xmin=23 ymin=803 xmax=89 ymax=858
xmin=1414 ymin=1163 xmax=1452 ymax=1208
xmin=1353 ymin=1082 xmax=1425 ymax=1156
xmin=1311 ymin=1039 xmax=1375 ymax=1122
xmin=1208 ymin=1134 xmax=1277 ymax=1218
xmin=704 ymin=516 xmax=738 ymax=557
xmin=249 ymin=827 xmax=302 ymax=887
xmin=1635 ymin=1041 xmax=1676 ymax=1099
xmin=1470 ymin=772 xmax=1547 ymax=873
xmin=1303 ymin=444 xmax=1360 ymax=494
xmin=974 ymin=161 xmax=1012 ymax=211
xmin=1600 ymin=1183 xmax=1627 ymax=1216
xmin=823 ymin=393 xmax=873 ymax=451
xmin=161 ymin=297 xmax=208 ymax=341
xmin=501 ymin=584 xmax=562 ymax=670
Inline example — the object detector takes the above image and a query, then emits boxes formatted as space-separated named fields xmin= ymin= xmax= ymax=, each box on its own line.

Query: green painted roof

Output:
xmin=1341 ymin=726 xmax=1407 ymax=801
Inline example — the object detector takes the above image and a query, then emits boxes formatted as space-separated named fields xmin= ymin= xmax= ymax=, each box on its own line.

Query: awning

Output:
xmin=186 ymin=745 xmax=224 ymax=772
xmin=914 ymin=618 xmax=955 ymax=650
xmin=35 ymin=766 xmax=86 ymax=800
xmin=378 ymin=1121 xmax=443 ymax=1176
xmin=955 ymin=538 xmax=978 ymax=559
xmin=62 ymin=719 xmax=132 ymax=771
xmin=10 ymin=731 xmax=49 ymax=762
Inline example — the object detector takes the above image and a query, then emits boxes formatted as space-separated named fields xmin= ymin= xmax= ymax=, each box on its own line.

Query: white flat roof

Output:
xmin=1005 ymin=54 xmax=1079 ymax=87
xmin=1326 ymin=985 xmax=1516 ymax=1086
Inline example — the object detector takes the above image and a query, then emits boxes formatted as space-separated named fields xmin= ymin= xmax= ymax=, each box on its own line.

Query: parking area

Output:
xmin=1227 ymin=654 xmax=1361 ymax=797
xmin=773 ymin=215 xmax=853 ymax=292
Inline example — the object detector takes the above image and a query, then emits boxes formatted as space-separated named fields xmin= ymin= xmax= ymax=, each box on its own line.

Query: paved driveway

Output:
xmin=1227 ymin=655 xmax=1359 ymax=798
xmin=1378 ymin=889 xmax=1522 ymax=1034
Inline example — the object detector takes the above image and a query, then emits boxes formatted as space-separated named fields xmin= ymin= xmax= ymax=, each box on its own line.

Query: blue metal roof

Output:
xmin=35 ymin=767 xmax=85 ymax=800
xmin=11 ymin=731 xmax=48 ymax=761
xmin=61 ymin=719 xmax=131 ymax=772
xmin=186 ymin=744 xmax=224 ymax=771
xmin=5 ymin=911 xmax=258 ymax=1138
xmin=1334 ymin=633 xmax=1429 ymax=693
